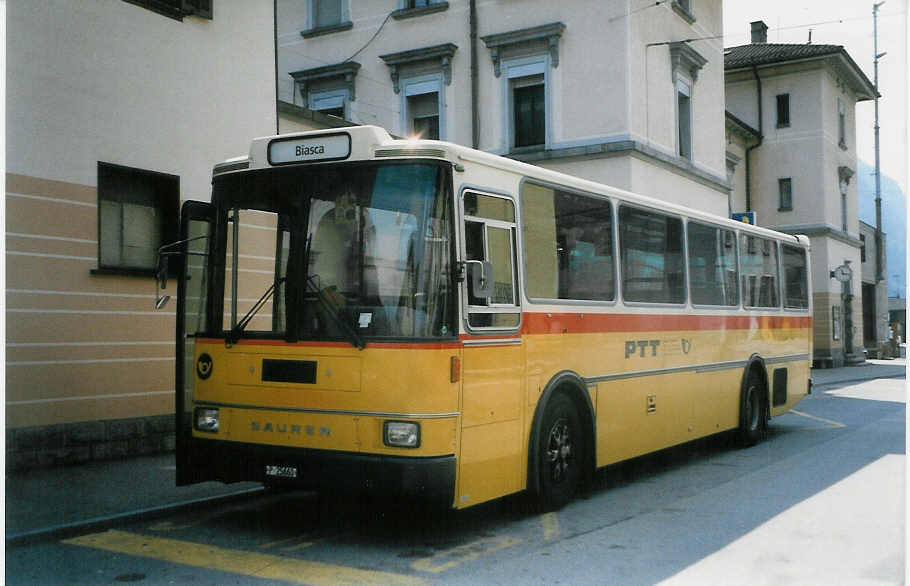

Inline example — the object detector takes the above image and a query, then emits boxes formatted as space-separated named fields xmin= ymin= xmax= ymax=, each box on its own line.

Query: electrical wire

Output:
xmin=343 ymin=11 xmax=393 ymax=64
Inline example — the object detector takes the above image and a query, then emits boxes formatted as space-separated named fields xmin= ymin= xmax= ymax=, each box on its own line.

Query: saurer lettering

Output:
xmin=250 ymin=421 xmax=330 ymax=436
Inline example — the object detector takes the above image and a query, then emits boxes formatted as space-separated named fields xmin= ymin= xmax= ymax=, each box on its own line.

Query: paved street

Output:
xmin=6 ymin=373 xmax=905 ymax=585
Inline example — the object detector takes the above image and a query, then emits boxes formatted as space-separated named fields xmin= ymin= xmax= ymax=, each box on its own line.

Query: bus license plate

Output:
xmin=265 ymin=465 xmax=297 ymax=479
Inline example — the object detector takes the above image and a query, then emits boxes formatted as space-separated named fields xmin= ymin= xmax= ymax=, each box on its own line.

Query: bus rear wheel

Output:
xmin=535 ymin=393 xmax=583 ymax=511
xmin=739 ymin=371 xmax=767 ymax=446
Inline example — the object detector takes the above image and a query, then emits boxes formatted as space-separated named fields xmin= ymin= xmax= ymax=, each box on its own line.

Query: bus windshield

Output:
xmin=212 ymin=162 xmax=454 ymax=343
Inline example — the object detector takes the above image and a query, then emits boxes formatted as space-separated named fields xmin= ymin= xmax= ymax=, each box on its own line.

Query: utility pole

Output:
xmin=873 ymin=1 xmax=886 ymax=283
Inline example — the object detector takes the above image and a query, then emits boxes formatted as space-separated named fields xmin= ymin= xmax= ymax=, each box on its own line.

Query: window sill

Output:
xmin=778 ymin=207 xmax=793 ymax=212
xmin=776 ymin=123 xmax=790 ymax=129
xmin=301 ymin=21 xmax=353 ymax=39
xmin=392 ymin=2 xmax=449 ymax=20
xmin=91 ymin=267 xmax=157 ymax=278
xmin=671 ymin=1 xmax=696 ymax=24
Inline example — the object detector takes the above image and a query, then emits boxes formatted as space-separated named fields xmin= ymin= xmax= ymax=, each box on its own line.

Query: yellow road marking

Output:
xmin=64 ymin=530 xmax=425 ymax=586
xmin=541 ymin=512 xmax=561 ymax=541
xmin=148 ymin=519 xmax=206 ymax=532
xmin=410 ymin=535 xmax=520 ymax=574
xmin=282 ymin=541 xmax=315 ymax=552
xmin=789 ymin=409 xmax=847 ymax=428
xmin=258 ymin=534 xmax=316 ymax=550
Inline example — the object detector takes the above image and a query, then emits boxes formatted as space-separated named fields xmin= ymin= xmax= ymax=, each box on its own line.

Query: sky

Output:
xmin=724 ymin=0 xmax=909 ymax=197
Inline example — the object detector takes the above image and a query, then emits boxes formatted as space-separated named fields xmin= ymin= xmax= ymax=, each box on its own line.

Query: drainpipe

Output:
xmin=274 ymin=0 xmax=280 ymax=134
xmin=470 ymin=0 xmax=479 ymax=149
xmin=744 ymin=65 xmax=763 ymax=212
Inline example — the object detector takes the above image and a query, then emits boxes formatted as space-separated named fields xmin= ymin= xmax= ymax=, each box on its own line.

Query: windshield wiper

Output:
xmin=305 ymin=275 xmax=365 ymax=350
xmin=226 ymin=277 xmax=286 ymax=346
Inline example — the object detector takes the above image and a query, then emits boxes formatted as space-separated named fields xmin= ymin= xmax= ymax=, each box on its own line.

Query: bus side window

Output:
xmin=687 ymin=221 xmax=738 ymax=306
xmin=522 ymin=182 xmax=615 ymax=302
xmin=462 ymin=192 xmax=520 ymax=330
xmin=782 ymin=244 xmax=809 ymax=309
xmin=464 ymin=220 xmax=487 ymax=306
xmin=619 ymin=205 xmax=685 ymax=304
xmin=741 ymin=235 xmax=780 ymax=308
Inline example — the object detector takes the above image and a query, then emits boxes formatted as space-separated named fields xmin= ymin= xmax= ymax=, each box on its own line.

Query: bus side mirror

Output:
xmin=467 ymin=260 xmax=494 ymax=299
xmin=155 ymin=255 xmax=170 ymax=310
xmin=157 ymin=255 xmax=169 ymax=290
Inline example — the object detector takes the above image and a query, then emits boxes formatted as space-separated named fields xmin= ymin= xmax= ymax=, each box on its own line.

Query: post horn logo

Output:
xmin=196 ymin=353 xmax=213 ymax=380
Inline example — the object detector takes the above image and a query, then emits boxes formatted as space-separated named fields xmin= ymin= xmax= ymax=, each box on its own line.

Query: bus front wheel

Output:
xmin=535 ymin=393 xmax=583 ymax=511
xmin=739 ymin=371 xmax=767 ymax=446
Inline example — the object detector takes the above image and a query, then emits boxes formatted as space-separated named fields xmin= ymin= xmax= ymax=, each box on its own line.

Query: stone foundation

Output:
xmin=6 ymin=415 xmax=175 ymax=472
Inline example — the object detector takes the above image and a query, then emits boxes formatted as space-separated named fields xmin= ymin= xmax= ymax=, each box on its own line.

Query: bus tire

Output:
xmin=535 ymin=392 xmax=583 ymax=511
xmin=738 ymin=370 xmax=767 ymax=447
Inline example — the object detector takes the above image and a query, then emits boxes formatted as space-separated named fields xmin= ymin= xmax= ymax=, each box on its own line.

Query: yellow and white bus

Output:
xmin=158 ymin=125 xmax=812 ymax=510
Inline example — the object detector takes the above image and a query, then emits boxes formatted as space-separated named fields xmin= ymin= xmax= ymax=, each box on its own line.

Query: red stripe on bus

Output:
xmin=520 ymin=312 xmax=811 ymax=335
xmin=194 ymin=338 xmax=463 ymax=350
xmin=195 ymin=313 xmax=810 ymax=349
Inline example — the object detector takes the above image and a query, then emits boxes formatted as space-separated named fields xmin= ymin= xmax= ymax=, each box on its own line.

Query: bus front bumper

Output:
xmin=190 ymin=438 xmax=456 ymax=504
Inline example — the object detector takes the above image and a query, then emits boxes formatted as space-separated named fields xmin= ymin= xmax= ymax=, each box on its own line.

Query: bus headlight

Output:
xmin=194 ymin=407 xmax=219 ymax=433
xmin=383 ymin=421 xmax=420 ymax=448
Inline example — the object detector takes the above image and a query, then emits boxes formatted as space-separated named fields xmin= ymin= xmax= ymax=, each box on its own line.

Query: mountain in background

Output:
xmin=858 ymin=160 xmax=906 ymax=298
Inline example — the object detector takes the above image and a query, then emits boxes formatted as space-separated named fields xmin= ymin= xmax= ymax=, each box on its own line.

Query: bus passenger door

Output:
xmin=457 ymin=191 xmax=524 ymax=507
xmin=174 ymin=201 xmax=213 ymax=486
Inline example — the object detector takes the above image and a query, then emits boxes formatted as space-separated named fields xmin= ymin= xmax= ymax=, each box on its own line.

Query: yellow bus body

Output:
xmin=178 ymin=126 xmax=812 ymax=510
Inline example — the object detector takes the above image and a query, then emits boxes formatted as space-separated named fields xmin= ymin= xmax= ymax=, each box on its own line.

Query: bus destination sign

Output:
xmin=268 ymin=134 xmax=351 ymax=165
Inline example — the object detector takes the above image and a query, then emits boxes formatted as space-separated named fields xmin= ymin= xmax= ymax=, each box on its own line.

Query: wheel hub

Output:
xmin=547 ymin=419 xmax=573 ymax=483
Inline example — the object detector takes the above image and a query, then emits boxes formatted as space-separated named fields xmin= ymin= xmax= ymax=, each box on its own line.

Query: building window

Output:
xmin=481 ymin=23 xmax=564 ymax=151
xmin=838 ymin=97 xmax=847 ymax=149
xmin=668 ymin=41 xmax=705 ymax=162
xmin=409 ymin=94 xmax=439 ymax=139
xmin=380 ymin=45 xmax=455 ymax=139
xmin=97 ymin=162 xmax=179 ymax=273
xmin=402 ymin=77 xmax=442 ymax=139
xmin=671 ymin=0 xmax=695 ymax=23
xmin=403 ymin=0 xmax=441 ymax=7
xmin=290 ymin=61 xmax=360 ymax=115
xmin=776 ymin=93 xmax=790 ymax=128
xmin=860 ymin=234 xmax=867 ymax=262
xmin=392 ymin=0 xmax=448 ymax=19
xmin=513 ymin=74 xmax=545 ymax=148
xmin=778 ymin=177 xmax=793 ymax=211
xmin=677 ymin=78 xmax=692 ymax=160
xmin=302 ymin=0 xmax=351 ymax=36
xmin=123 ymin=0 xmax=212 ymax=20
xmin=499 ymin=56 xmax=549 ymax=151
xmin=313 ymin=0 xmax=342 ymax=28
xmin=309 ymin=89 xmax=347 ymax=118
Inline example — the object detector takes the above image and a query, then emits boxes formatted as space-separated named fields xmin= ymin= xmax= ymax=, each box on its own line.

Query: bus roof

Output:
xmin=215 ymin=125 xmax=809 ymax=249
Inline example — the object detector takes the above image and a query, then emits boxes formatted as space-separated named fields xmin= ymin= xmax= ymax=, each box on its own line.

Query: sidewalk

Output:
xmin=5 ymin=358 xmax=905 ymax=546
xmin=5 ymin=453 xmax=263 ymax=545
xmin=811 ymin=357 xmax=906 ymax=386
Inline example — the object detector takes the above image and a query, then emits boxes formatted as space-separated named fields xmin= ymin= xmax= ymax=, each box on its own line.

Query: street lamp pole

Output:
xmin=873 ymin=2 xmax=886 ymax=283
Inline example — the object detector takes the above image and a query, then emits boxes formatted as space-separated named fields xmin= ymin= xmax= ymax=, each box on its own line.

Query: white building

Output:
xmin=277 ymin=0 xmax=730 ymax=215
xmin=6 ymin=0 xmax=277 ymax=468
xmin=725 ymin=21 xmax=878 ymax=367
